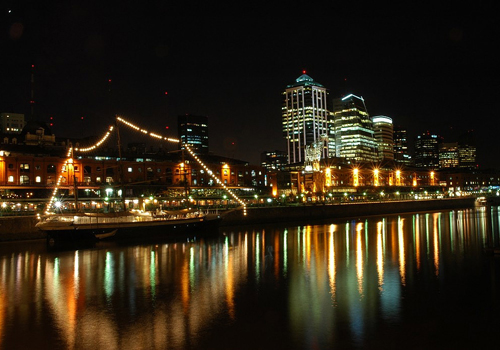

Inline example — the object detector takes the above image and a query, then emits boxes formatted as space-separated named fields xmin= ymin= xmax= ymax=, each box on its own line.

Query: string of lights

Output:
xmin=46 ymin=147 xmax=74 ymax=213
xmin=116 ymin=115 xmax=246 ymax=211
xmin=46 ymin=115 xmax=247 ymax=213
xmin=116 ymin=116 xmax=180 ymax=143
xmin=75 ymin=125 xmax=115 ymax=153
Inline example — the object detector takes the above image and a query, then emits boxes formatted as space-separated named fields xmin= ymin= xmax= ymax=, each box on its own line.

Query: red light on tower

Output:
xmin=302 ymin=70 xmax=306 ymax=74
xmin=164 ymin=91 xmax=168 ymax=95
xmin=165 ymin=126 xmax=169 ymax=129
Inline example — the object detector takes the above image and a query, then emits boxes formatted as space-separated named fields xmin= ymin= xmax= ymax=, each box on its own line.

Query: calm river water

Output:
xmin=1 ymin=206 xmax=500 ymax=349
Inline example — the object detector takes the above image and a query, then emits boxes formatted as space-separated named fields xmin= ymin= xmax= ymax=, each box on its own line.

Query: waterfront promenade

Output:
xmin=0 ymin=196 xmax=485 ymax=242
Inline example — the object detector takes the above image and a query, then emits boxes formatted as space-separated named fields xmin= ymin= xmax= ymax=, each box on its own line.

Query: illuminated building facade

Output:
xmin=393 ymin=126 xmax=411 ymax=165
xmin=458 ymin=130 xmax=476 ymax=168
xmin=439 ymin=142 xmax=459 ymax=168
xmin=0 ymin=152 xmax=267 ymax=195
xmin=414 ymin=131 xmax=443 ymax=168
xmin=372 ymin=116 xmax=394 ymax=160
xmin=178 ymin=114 xmax=209 ymax=154
xmin=332 ymin=94 xmax=378 ymax=162
xmin=282 ymin=73 xmax=332 ymax=164
xmin=0 ymin=113 xmax=25 ymax=134
xmin=260 ymin=150 xmax=287 ymax=171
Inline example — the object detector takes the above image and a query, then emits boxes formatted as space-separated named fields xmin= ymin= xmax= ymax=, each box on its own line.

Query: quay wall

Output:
xmin=0 ymin=216 xmax=44 ymax=242
xmin=220 ymin=197 xmax=478 ymax=227
xmin=0 ymin=197 xmax=483 ymax=242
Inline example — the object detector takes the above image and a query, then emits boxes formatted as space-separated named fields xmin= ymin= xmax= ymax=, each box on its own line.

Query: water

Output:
xmin=1 ymin=206 xmax=500 ymax=349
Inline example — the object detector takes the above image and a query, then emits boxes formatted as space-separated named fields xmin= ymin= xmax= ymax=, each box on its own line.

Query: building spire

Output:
xmin=30 ymin=64 xmax=35 ymax=120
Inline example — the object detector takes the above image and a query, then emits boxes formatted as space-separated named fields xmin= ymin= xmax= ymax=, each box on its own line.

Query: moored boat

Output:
xmin=36 ymin=209 xmax=222 ymax=243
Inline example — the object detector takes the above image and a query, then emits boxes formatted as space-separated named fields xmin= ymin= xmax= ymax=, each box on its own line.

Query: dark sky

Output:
xmin=2 ymin=1 xmax=499 ymax=168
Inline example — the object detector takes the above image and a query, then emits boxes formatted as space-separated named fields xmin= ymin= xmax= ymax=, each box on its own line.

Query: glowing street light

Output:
xmin=353 ymin=168 xmax=359 ymax=187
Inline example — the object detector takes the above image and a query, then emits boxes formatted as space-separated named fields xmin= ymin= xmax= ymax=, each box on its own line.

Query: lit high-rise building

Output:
xmin=439 ymin=142 xmax=459 ymax=168
xmin=458 ymin=130 xmax=476 ymax=168
xmin=393 ymin=126 xmax=411 ymax=165
xmin=372 ymin=115 xmax=394 ymax=160
xmin=414 ymin=131 xmax=443 ymax=168
xmin=282 ymin=72 xmax=332 ymax=164
xmin=332 ymin=94 xmax=378 ymax=162
xmin=177 ymin=114 xmax=209 ymax=154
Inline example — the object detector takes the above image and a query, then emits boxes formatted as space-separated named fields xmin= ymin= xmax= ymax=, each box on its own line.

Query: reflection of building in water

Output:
xmin=0 ymin=207 xmax=496 ymax=348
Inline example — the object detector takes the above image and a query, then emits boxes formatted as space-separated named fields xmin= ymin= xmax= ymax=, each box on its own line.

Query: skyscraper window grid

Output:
xmin=282 ymin=73 xmax=330 ymax=164
xmin=333 ymin=94 xmax=378 ymax=162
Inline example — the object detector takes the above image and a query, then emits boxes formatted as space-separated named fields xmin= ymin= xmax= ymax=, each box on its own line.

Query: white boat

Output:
xmin=36 ymin=208 xmax=222 ymax=243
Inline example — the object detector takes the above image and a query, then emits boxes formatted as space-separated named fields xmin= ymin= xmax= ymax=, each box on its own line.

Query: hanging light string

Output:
xmin=46 ymin=147 xmax=74 ymax=213
xmin=75 ymin=125 xmax=115 ymax=153
xmin=116 ymin=115 xmax=246 ymax=210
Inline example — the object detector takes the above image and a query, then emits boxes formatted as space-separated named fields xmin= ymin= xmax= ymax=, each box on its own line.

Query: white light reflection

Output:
xmin=433 ymin=213 xmax=440 ymax=276
xmin=398 ymin=216 xmax=406 ymax=286
xmin=356 ymin=222 xmax=364 ymax=296
xmin=255 ymin=233 xmax=260 ymax=283
xmin=328 ymin=224 xmax=337 ymax=304
xmin=104 ymin=252 xmax=114 ymax=300
xmin=283 ymin=229 xmax=288 ymax=277
xmin=74 ymin=251 xmax=79 ymax=298
xmin=376 ymin=221 xmax=384 ymax=291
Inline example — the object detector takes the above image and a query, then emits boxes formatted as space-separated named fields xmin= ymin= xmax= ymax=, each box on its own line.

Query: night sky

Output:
xmin=2 ymin=2 xmax=499 ymax=168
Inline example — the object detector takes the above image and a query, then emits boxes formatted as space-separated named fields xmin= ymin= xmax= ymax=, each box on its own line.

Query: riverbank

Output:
xmin=220 ymin=197 xmax=480 ymax=227
xmin=1 ymin=197 xmax=485 ymax=242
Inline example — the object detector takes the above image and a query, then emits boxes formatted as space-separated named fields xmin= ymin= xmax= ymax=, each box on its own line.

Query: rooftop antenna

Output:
xmin=30 ymin=64 xmax=35 ymax=120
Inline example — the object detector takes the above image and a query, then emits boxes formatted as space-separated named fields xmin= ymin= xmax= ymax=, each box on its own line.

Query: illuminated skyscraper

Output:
xmin=332 ymin=94 xmax=378 ymax=162
xmin=282 ymin=73 xmax=332 ymax=164
xmin=439 ymin=142 xmax=459 ymax=168
xmin=393 ymin=126 xmax=411 ymax=165
xmin=372 ymin=115 xmax=394 ymax=160
xmin=177 ymin=114 xmax=209 ymax=154
xmin=414 ymin=131 xmax=443 ymax=168
xmin=458 ymin=130 xmax=476 ymax=168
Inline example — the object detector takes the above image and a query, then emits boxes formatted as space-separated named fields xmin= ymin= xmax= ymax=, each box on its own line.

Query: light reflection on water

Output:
xmin=1 ymin=206 xmax=500 ymax=349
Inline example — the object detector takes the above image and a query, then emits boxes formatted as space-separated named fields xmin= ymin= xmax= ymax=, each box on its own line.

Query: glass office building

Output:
xmin=332 ymin=94 xmax=378 ymax=162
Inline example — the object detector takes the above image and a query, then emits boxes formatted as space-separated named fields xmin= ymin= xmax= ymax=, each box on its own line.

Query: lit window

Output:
xmin=35 ymin=176 xmax=41 ymax=183
xmin=128 ymin=167 xmax=133 ymax=172
xmin=8 ymin=176 xmax=14 ymax=182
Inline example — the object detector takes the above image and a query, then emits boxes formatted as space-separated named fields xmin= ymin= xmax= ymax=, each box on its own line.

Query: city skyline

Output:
xmin=1 ymin=2 xmax=498 ymax=167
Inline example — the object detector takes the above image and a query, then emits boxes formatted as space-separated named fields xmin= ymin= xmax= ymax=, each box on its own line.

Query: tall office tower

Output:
xmin=458 ymin=130 xmax=476 ymax=168
xmin=282 ymin=72 xmax=332 ymax=164
xmin=332 ymin=94 xmax=378 ymax=162
xmin=439 ymin=142 xmax=459 ymax=168
xmin=393 ymin=126 xmax=411 ymax=165
xmin=372 ymin=116 xmax=394 ymax=161
xmin=0 ymin=113 xmax=25 ymax=134
xmin=414 ymin=131 xmax=443 ymax=168
xmin=177 ymin=114 xmax=209 ymax=154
